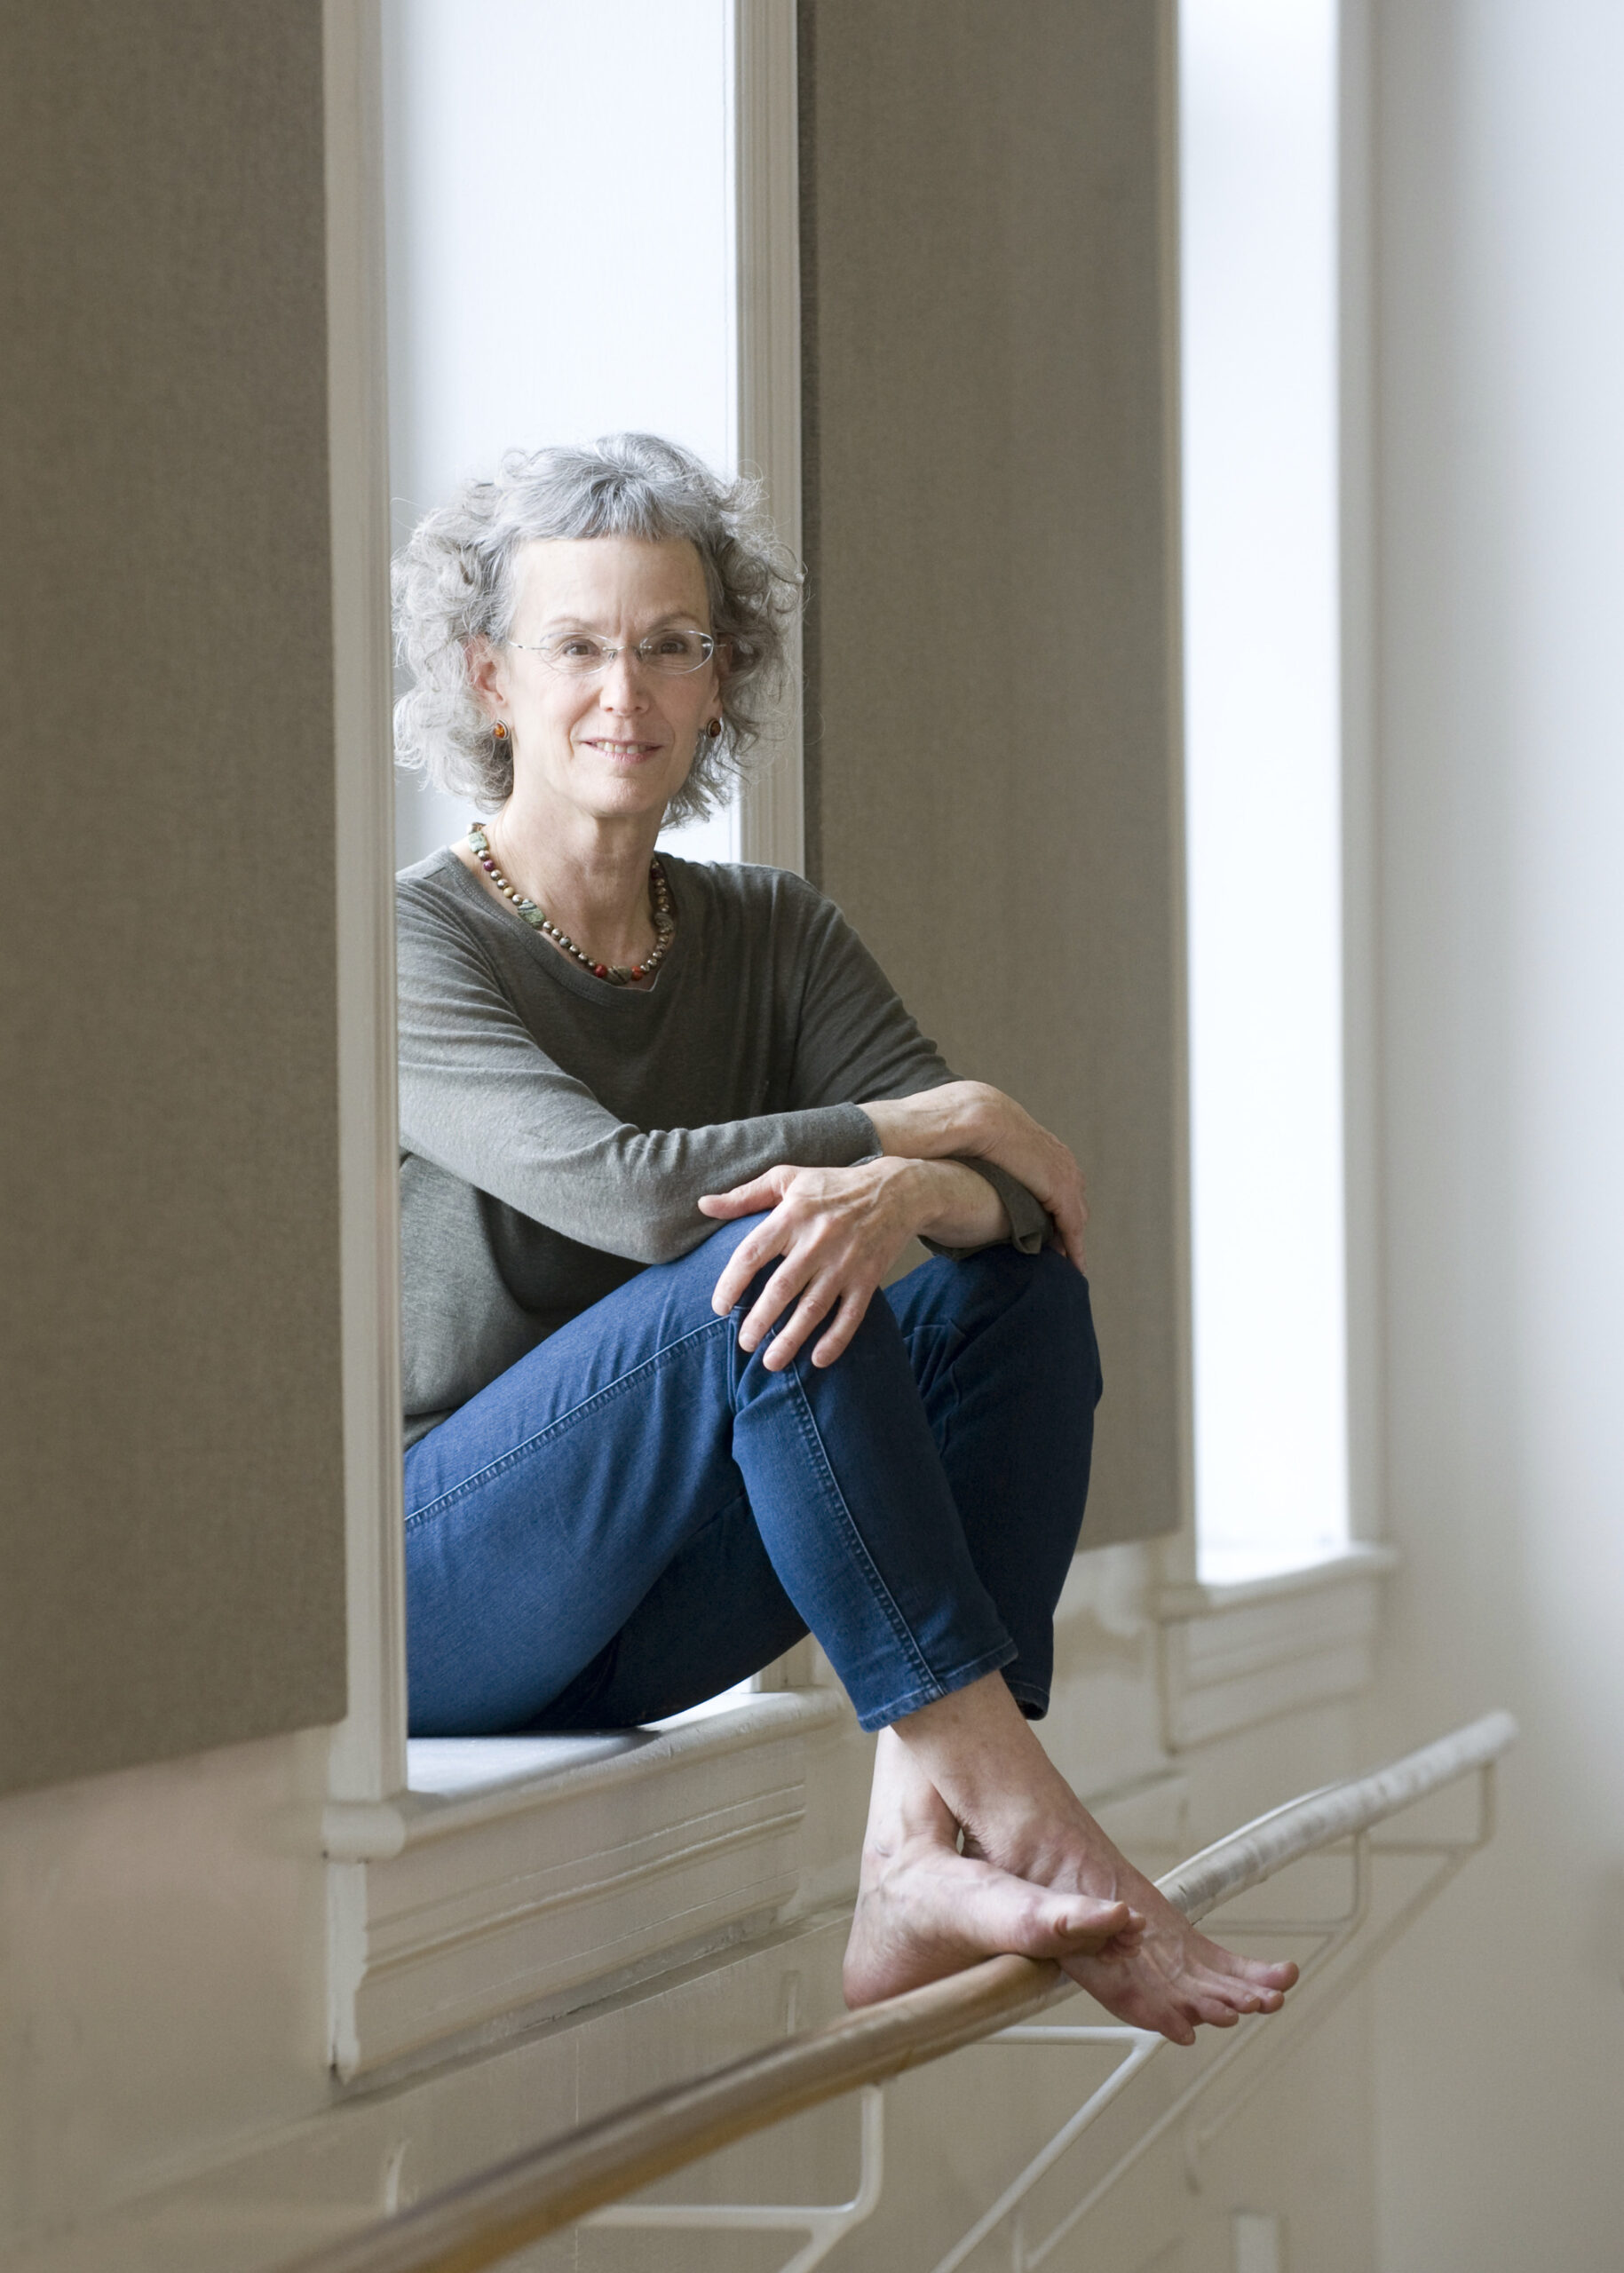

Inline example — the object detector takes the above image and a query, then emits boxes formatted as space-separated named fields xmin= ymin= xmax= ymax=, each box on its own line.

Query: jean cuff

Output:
xmin=853 ymin=1636 xmax=1020 ymax=1734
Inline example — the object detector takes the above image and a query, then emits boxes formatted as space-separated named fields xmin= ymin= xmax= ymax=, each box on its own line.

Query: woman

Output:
xmin=393 ymin=434 xmax=1295 ymax=2041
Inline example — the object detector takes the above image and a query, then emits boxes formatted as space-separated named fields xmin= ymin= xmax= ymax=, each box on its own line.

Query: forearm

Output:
xmin=860 ymin=1080 xmax=1001 ymax=1163
xmin=861 ymin=1079 xmax=1088 ymax=1270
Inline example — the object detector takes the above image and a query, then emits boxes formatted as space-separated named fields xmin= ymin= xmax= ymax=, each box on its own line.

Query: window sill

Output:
xmin=1155 ymin=1543 xmax=1400 ymax=1750
xmin=323 ymin=1687 xmax=848 ymax=2080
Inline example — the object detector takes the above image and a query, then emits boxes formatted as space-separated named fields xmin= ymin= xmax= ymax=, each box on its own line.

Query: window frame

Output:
xmin=319 ymin=0 xmax=820 ymax=2080
xmin=1160 ymin=0 xmax=1385 ymax=1601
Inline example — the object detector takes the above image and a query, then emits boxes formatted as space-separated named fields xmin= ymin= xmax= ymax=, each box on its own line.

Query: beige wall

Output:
xmin=800 ymin=0 xmax=1187 ymax=1548
xmin=0 ymin=0 xmax=347 ymax=1794
xmin=1366 ymin=0 xmax=1624 ymax=2262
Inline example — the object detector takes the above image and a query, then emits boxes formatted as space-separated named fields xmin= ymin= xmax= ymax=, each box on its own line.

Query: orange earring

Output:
xmin=707 ymin=717 xmax=723 ymax=739
xmin=493 ymin=721 xmax=509 ymax=742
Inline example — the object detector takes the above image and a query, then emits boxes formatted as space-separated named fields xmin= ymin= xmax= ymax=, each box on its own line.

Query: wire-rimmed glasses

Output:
xmin=508 ymin=628 xmax=719 ymax=678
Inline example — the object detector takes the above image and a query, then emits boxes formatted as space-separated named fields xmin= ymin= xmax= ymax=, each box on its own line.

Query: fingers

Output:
xmin=743 ymin=1275 xmax=879 ymax=1377
xmin=1051 ymin=1196 xmax=1089 ymax=1271
xmin=709 ymin=1200 xmax=798 ymax=1316
xmin=745 ymin=1265 xmax=832 ymax=1366
xmin=699 ymin=1168 xmax=791 ymax=1224
xmin=808 ymin=1287 xmax=875 ymax=1369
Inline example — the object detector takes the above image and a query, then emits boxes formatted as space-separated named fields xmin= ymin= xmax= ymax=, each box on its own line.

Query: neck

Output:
xmin=483 ymin=784 xmax=667 ymax=971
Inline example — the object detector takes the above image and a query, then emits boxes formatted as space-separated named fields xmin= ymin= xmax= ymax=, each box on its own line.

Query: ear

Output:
xmin=464 ymin=635 xmax=509 ymax=721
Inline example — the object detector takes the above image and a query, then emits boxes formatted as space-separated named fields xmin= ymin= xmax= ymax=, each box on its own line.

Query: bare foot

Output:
xmin=970 ymin=1823 xmax=1296 ymax=2046
xmin=893 ymin=1684 xmax=1300 ymax=2046
xmin=844 ymin=1795 xmax=1140 ymax=2006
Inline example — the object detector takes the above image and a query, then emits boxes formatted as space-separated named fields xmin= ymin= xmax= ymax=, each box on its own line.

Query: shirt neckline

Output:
xmin=430 ymin=843 xmax=692 ymax=1006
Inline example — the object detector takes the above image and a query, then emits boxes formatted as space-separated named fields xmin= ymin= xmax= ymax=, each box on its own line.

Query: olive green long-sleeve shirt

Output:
xmin=398 ymin=851 xmax=1047 ymax=1448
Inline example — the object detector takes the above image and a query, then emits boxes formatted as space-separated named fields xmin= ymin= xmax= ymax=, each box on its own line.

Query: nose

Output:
xmin=597 ymin=649 xmax=650 ymax=710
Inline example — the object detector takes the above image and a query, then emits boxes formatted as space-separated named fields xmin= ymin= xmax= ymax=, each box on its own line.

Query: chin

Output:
xmin=582 ymin=780 xmax=677 ymax=821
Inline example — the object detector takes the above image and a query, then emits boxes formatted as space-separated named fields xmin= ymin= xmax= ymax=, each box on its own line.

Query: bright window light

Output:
xmin=384 ymin=0 xmax=738 ymax=872
xmin=1181 ymin=0 xmax=1350 ymax=1581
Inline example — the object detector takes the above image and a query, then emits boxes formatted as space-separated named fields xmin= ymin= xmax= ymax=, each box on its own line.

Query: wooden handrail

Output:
xmin=287 ymin=1710 xmax=1517 ymax=2273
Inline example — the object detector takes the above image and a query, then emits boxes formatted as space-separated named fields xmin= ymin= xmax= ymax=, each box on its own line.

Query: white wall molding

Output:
xmin=329 ymin=1691 xmax=845 ymax=2078
xmin=1157 ymin=1544 xmax=1398 ymax=1749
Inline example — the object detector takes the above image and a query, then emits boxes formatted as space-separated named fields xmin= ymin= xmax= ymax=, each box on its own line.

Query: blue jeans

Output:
xmin=404 ymin=1219 xmax=1101 ymax=1736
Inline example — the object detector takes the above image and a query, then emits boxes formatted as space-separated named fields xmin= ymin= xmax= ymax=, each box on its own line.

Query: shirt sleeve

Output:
xmin=397 ymin=887 xmax=880 ymax=1265
xmin=782 ymin=883 xmax=1052 ymax=1256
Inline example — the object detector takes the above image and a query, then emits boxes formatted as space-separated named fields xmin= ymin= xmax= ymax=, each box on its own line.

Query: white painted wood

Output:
xmin=733 ymin=0 xmax=804 ymax=875
xmin=332 ymin=1692 xmax=843 ymax=2077
xmin=734 ymin=0 xmax=810 ymax=1700
xmin=1232 ymin=2209 xmax=1285 ymax=2273
xmin=323 ymin=0 xmax=408 ymax=1813
xmin=1337 ymin=0 xmax=1384 ymax=1559
xmin=1157 ymin=1546 xmax=1398 ymax=1748
xmin=1156 ymin=1539 xmax=1398 ymax=1618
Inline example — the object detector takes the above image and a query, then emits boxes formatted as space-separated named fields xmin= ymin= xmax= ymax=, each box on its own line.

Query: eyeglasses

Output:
xmin=508 ymin=628 xmax=719 ymax=678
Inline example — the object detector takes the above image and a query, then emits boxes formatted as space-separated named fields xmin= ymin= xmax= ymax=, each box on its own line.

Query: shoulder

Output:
xmin=396 ymin=845 xmax=493 ymax=968
xmin=660 ymin=856 xmax=848 ymax=952
xmin=397 ymin=843 xmax=470 ymax=904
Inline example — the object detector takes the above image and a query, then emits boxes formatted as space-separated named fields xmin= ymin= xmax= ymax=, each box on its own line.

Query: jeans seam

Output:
xmin=780 ymin=1358 xmax=940 ymax=1699
xmin=405 ymin=1313 xmax=733 ymax=1530
xmin=899 ymin=1319 xmax=968 ymax=1457
xmin=853 ymin=1638 xmax=1020 ymax=1733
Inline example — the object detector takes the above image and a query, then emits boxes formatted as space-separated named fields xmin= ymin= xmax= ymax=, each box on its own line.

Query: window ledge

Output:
xmin=325 ymin=1689 xmax=849 ymax=2080
xmin=1155 ymin=1544 xmax=1400 ymax=1750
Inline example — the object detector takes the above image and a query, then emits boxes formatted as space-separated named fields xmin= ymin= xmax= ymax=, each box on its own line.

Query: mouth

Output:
xmin=582 ymin=737 xmax=666 ymax=763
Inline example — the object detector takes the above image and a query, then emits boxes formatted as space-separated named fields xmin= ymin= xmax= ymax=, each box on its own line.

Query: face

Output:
xmin=472 ymin=535 xmax=723 ymax=827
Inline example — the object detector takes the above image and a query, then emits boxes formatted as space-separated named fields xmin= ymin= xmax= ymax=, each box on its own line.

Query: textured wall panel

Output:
xmin=801 ymin=1 xmax=1188 ymax=1545
xmin=0 ymin=0 xmax=347 ymax=1790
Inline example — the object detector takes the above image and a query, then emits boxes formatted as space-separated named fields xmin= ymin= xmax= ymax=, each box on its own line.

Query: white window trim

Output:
xmin=321 ymin=0 xmax=826 ymax=2081
xmin=1170 ymin=0 xmax=1389 ymax=1601
xmin=1155 ymin=1541 xmax=1399 ymax=1752
xmin=1152 ymin=0 xmax=1397 ymax=1750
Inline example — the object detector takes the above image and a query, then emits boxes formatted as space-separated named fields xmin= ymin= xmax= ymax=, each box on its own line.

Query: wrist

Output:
xmin=905 ymin=1157 xmax=1010 ymax=1247
xmin=886 ymin=1153 xmax=941 ymax=1219
xmin=950 ymin=1081 xmax=999 ymax=1156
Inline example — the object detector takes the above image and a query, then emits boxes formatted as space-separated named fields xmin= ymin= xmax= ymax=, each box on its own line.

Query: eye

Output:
xmin=555 ymin=635 xmax=606 ymax=660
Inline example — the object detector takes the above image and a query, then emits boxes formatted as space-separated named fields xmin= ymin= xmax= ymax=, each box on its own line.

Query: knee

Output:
xmin=689 ymin=1212 xmax=776 ymax=1310
xmin=983 ymin=1246 xmax=1100 ymax=1401
xmin=1031 ymin=1249 xmax=1100 ymax=1384
xmin=693 ymin=1210 xmax=772 ymax=1262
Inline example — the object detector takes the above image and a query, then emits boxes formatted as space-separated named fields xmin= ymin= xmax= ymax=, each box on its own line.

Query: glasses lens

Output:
xmin=637 ymin=630 xmax=715 ymax=675
xmin=541 ymin=633 xmax=614 ymax=675
xmin=527 ymin=630 xmax=715 ymax=675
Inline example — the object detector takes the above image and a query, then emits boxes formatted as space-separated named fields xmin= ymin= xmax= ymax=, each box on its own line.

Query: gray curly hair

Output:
xmin=392 ymin=433 xmax=802 ymax=822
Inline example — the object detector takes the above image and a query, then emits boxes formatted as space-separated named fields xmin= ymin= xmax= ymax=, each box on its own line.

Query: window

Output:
xmin=1179 ymin=0 xmax=1351 ymax=1581
xmin=322 ymin=1 xmax=812 ymax=2073
xmin=384 ymin=0 xmax=743 ymax=870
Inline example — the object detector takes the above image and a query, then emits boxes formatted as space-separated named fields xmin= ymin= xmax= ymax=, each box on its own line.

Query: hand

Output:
xmin=861 ymin=1081 xmax=1089 ymax=1270
xmin=700 ymin=1158 xmax=938 ymax=1371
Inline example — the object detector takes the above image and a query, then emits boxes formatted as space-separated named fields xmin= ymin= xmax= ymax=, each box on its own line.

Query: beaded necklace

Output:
xmin=467 ymin=825 xmax=675 ymax=986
